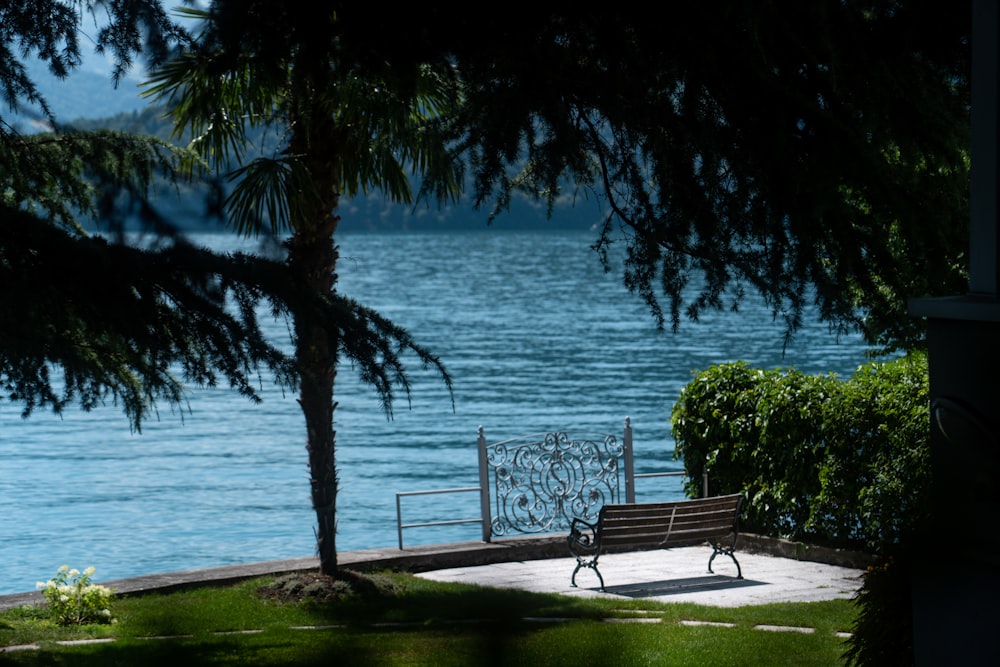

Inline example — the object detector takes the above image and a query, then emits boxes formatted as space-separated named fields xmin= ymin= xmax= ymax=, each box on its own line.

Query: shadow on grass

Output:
xmin=33 ymin=574 xmax=601 ymax=667
xmin=1 ymin=573 xmax=856 ymax=667
xmin=260 ymin=573 xmax=606 ymax=627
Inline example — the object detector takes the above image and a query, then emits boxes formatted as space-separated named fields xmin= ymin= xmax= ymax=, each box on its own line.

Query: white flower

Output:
xmin=35 ymin=581 xmax=46 ymax=590
xmin=58 ymin=595 xmax=69 ymax=603
xmin=83 ymin=566 xmax=96 ymax=577
xmin=58 ymin=565 xmax=69 ymax=573
xmin=68 ymin=569 xmax=79 ymax=577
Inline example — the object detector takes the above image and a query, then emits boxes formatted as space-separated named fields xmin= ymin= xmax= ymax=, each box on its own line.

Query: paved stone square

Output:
xmin=416 ymin=544 xmax=864 ymax=607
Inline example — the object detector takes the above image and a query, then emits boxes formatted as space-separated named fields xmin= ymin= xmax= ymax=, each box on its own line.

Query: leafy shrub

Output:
xmin=36 ymin=565 xmax=114 ymax=625
xmin=671 ymin=353 xmax=929 ymax=553
xmin=812 ymin=355 xmax=931 ymax=549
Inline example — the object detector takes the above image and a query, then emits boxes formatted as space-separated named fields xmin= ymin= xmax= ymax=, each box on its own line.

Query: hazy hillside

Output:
xmin=24 ymin=60 xmax=604 ymax=233
xmin=23 ymin=58 xmax=148 ymax=123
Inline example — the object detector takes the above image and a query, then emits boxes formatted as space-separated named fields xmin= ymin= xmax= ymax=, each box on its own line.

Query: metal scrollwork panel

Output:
xmin=488 ymin=432 xmax=623 ymax=537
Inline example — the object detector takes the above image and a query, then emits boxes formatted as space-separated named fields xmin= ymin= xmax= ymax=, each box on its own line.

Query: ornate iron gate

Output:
xmin=476 ymin=418 xmax=635 ymax=541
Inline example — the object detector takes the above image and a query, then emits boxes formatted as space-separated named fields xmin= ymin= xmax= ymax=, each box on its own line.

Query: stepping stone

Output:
xmin=0 ymin=643 xmax=40 ymax=652
xmin=754 ymin=624 xmax=815 ymax=634
xmin=679 ymin=620 xmax=736 ymax=628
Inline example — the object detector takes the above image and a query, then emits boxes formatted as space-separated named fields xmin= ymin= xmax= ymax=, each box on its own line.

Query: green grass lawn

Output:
xmin=0 ymin=571 xmax=857 ymax=666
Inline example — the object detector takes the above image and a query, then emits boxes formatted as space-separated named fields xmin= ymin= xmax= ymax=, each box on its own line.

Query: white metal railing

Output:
xmin=634 ymin=470 xmax=710 ymax=497
xmin=395 ymin=486 xmax=483 ymax=550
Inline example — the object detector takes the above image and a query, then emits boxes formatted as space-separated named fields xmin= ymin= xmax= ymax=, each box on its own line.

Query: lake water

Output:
xmin=0 ymin=228 xmax=876 ymax=594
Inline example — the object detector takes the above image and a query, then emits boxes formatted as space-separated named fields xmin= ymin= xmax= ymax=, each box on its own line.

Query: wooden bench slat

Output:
xmin=666 ymin=527 xmax=734 ymax=541
xmin=602 ymin=511 xmax=734 ymax=527
xmin=604 ymin=507 xmax=735 ymax=517
xmin=601 ymin=533 xmax=671 ymax=547
xmin=601 ymin=524 xmax=733 ymax=543
xmin=604 ymin=494 xmax=742 ymax=509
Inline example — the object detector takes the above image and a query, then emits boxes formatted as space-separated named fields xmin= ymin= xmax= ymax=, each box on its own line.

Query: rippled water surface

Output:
xmin=0 ymin=229 xmax=875 ymax=594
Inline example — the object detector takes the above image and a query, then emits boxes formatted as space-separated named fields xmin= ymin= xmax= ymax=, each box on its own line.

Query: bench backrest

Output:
xmin=598 ymin=493 xmax=743 ymax=550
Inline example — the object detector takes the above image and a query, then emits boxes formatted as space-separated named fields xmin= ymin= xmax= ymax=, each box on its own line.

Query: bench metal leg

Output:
xmin=571 ymin=558 xmax=606 ymax=592
xmin=707 ymin=540 xmax=743 ymax=579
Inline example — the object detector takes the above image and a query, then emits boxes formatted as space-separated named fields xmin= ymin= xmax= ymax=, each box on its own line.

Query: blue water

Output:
xmin=0 ymin=228 xmax=875 ymax=594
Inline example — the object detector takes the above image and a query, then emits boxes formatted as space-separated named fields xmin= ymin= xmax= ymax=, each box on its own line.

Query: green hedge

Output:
xmin=671 ymin=354 xmax=929 ymax=553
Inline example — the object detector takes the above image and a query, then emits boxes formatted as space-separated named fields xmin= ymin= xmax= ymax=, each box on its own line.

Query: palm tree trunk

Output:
xmin=288 ymin=216 xmax=340 ymax=576
xmin=286 ymin=88 xmax=344 ymax=575
xmin=287 ymin=90 xmax=341 ymax=576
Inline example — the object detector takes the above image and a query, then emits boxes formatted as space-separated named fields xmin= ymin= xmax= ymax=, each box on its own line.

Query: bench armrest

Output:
xmin=568 ymin=517 xmax=600 ymax=557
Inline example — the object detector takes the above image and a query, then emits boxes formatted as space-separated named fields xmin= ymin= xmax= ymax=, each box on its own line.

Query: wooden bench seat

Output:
xmin=567 ymin=493 xmax=745 ymax=591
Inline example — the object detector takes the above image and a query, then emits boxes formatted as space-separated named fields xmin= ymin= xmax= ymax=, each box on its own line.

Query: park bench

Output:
xmin=567 ymin=493 xmax=745 ymax=591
